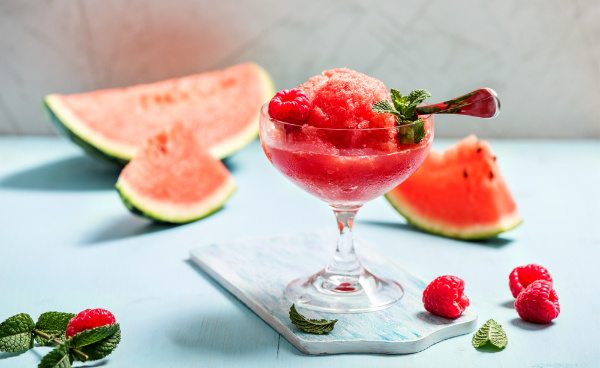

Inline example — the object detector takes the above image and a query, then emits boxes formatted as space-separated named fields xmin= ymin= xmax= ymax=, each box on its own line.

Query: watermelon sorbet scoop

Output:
xmin=296 ymin=68 xmax=396 ymax=130
xmin=267 ymin=68 xmax=419 ymax=152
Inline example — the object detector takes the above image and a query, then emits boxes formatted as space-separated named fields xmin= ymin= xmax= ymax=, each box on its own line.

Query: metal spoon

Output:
xmin=416 ymin=88 xmax=500 ymax=118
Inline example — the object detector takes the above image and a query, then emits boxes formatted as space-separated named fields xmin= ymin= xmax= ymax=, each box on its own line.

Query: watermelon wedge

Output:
xmin=43 ymin=63 xmax=274 ymax=165
xmin=385 ymin=135 xmax=522 ymax=240
xmin=115 ymin=121 xmax=235 ymax=224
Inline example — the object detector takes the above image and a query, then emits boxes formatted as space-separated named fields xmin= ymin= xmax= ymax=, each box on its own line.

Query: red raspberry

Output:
xmin=268 ymin=89 xmax=311 ymax=124
xmin=515 ymin=280 xmax=560 ymax=323
xmin=422 ymin=275 xmax=470 ymax=318
xmin=65 ymin=309 xmax=116 ymax=339
xmin=509 ymin=264 xmax=552 ymax=298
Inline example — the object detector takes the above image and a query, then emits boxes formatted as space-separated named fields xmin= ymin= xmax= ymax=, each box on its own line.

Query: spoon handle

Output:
xmin=416 ymin=88 xmax=500 ymax=118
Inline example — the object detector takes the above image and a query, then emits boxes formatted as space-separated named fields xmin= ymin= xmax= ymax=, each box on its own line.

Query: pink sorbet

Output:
xmin=299 ymin=68 xmax=396 ymax=130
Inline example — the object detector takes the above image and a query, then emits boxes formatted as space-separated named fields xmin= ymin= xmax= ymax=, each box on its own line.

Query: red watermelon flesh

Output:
xmin=385 ymin=135 xmax=521 ymax=239
xmin=44 ymin=63 xmax=274 ymax=164
xmin=115 ymin=121 xmax=236 ymax=223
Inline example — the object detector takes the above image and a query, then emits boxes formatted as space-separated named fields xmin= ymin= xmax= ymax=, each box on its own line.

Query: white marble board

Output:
xmin=190 ymin=230 xmax=477 ymax=355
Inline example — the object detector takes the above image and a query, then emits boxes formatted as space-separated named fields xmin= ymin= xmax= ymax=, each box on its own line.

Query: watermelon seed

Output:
xmin=463 ymin=170 xmax=468 ymax=178
xmin=489 ymin=171 xmax=494 ymax=179
xmin=477 ymin=147 xmax=482 ymax=153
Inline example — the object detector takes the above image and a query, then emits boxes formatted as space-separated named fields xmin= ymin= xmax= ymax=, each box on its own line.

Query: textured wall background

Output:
xmin=0 ymin=0 xmax=598 ymax=138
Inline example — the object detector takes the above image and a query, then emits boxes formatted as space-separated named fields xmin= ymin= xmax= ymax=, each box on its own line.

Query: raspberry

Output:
xmin=422 ymin=275 xmax=470 ymax=318
xmin=65 ymin=308 xmax=116 ymax=339
xmin=509 ymin=264 xmax=552 ymax=298
xmin=268 ymin=89 xmax=311 ymax=124
xmin=515 ymin=280 xmax=560 ymax=323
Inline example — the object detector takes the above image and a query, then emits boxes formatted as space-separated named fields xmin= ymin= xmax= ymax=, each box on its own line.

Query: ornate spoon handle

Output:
xmin=416 ymin=88 xmax=500 ymax=118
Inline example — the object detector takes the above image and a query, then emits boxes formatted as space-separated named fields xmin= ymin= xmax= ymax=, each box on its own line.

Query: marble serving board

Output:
xmin=189 ymin=231 xmax=477 ymax=355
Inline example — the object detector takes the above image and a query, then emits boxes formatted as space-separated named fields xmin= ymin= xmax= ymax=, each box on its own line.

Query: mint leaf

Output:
xmin=289 ymin=305 xmax=337 ymax=335
xmin=389 ymin=88 xmax=430 ymax=120
xmin=38 ymin=343 xmax=73 ymax=368
xmin=412 ymin=119 xmax=425 ymax=143
xmin=372 ymin=88 xmax=431 ymax=144
xmin=406 ymin=89 xmax=432 ymax=106
xmin=404 ymin=89 xmax=432 ymax=119
xmin=472 ymin=319 xmax=508 ymax=349
xmin=389 ymin=89 xmax=404 ymax=111
xmin=372 ymin=100 xmax=400 ymax=117
xmin=69 ymin=323 xmax=121 ymax=361
xmin=0 ymin=313 xmax=35 ymax=352
xmin=34 ymin=312 xmax=76 ymax=346
xmin=76 ymin=327 xmax=120 ymax=361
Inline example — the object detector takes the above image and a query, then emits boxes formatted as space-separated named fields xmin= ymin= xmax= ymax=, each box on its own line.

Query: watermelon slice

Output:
xmin=43 ymin=63 xmax=274 ymax=165
xmin=115 ymin=121 xmax=235 ymax=223
xmin=385 ymin=135 xmax=522 ymax=240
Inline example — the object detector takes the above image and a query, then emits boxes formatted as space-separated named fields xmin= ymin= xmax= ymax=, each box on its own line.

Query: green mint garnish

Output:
xmin=34 ymin=312 xmax=76 ymax=346
xmin=69 ymin=324 xmax=121 ymax=361
xmin=372 ymin=89 xmax=431 ymax=144
xmin=289 ymin=304 xmax=337 ymax=335
xmin=0 ymin=311 xmax=121 ymax=365
xmin=0 ymin=313 xmax=35 ymax=352
xmin=472 ymin=319 xmax=508 ymax=349
xmin=38 ymin=343 xmax=74 ymax=368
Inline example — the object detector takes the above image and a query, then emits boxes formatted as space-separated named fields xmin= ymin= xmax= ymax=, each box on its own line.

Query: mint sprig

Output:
xmin=372 ymin=89 xmax=431 ymax=144
xmin=0 ymin=311 xmax=121 ymax=366
xmin=289 ymin=304 xmax=337 ymax=335
xmin=472 ymin=319 xmax=508 ymax=349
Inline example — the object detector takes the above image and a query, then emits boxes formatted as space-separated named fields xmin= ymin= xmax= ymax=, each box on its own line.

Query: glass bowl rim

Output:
xmin=260 ymin=103 xmax=432 ymax=131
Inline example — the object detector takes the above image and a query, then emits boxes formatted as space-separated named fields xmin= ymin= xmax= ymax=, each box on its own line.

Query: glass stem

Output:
xmin=325 ymin=205 xmax=363 ymax=277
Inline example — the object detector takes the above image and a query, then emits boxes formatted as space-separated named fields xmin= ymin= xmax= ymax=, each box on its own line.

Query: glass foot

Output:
xmin=285 ymin=268 xmax=404 ymax=313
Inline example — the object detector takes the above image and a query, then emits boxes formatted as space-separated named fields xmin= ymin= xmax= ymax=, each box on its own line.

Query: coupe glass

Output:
xmin=259 ymin=104 xmax=434 ymax=313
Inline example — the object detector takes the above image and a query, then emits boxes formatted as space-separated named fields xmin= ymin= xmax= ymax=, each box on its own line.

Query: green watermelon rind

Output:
xmin=42 ymin=97 xmax=130 ymax=166
xmin=115 ymin=176 xmax=236 ymax=224
xmin=43 ymin=63 xmax=276 ymax=166
xmin=384 ymin=192 xmax=523 ymax=240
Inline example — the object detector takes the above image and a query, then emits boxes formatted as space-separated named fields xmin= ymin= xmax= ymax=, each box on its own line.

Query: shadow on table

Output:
xmin=510 ymin=317 xmax=554 ymax=331
xmin=221 ymin=156 xmax=240 ymax=173
xmin=0 ymin=155 xmax=121 ymax=191
xmin=359 ymin=219 xmax=514 ymax=248
xmin=81 ymin=214 xmax=178 ymax=245
xmin=71 ymin=361 xmax=109 ymax=367
xmin=0 ymin=349 xmax=110 ymax=366
xmin=501 ymin=300 xmax=515 ymax=309
xmin=473 ymin=344 xmax=506 ymax=354
xmin=0 ymin=351 xmax=28 ymax=360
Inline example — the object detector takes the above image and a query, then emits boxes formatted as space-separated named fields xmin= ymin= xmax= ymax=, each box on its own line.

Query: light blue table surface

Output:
xmin=0 ymin=137 xmax=598 ymax=367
